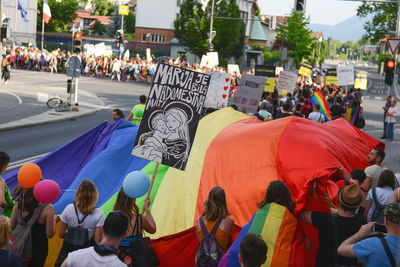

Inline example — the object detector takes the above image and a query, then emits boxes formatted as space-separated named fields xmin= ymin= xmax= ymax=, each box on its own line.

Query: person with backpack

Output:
xmin=10 ymin=185 xmax=55 ymax=267
xmin=61 ymin=210 xmax=129 ymax=267
xmin=364 ymin=169 xmax=398 ymax=224
xmin=55 ymin=179 xmax=105 ymax=267
xmin=0 ymin=216 xmax=22 ymax=267
xmin=299 ymin=184 xmax=366 ymax=267
xmin=196 ymin=186 xmax=234 ymax=267
xmin=0 ymin=151 xmax=14 ymax=217
xmin=112 ymin=187 xmax=157 ymax=266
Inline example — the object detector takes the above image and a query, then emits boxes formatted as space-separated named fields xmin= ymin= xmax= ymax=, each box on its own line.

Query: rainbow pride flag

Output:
xmin=219 ymin=203 xmax=306 ymax=267
xmin=345 ymin=107 xmax=359 ymax=125
xmin=310 ymin=89 xmax=332 ymax=121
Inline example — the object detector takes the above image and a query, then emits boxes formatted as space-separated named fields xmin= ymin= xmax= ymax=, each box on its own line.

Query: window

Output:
xmin=240 ymin=11 xmax=248 ymax=27
xmin=150 ymin=34 xmax=166 ymax=43
xmin=83 ymin=19 xmax=93 ymax=29
xmin=177 ymin=0 xmax=182 ymax=6
xmin=142 ymin=34 xmax=146 ymax=41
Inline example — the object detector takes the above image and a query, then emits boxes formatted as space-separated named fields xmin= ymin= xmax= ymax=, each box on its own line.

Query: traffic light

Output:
xmin=384 ymin=59 xmax=395 ymax=85
xmin=294 ymin=0 xmax=305 ymax=13
xmin=73 ymin=32 xmax=82 ymax=53
xmin=116 ymin=34 xmax=124 ymax=48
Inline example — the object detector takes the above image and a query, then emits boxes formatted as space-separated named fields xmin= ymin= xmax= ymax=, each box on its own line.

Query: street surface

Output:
xmin=0 ymin=66 xmax=399 ymax=174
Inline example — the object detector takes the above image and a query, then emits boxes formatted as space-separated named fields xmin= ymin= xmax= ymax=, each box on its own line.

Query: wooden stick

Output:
xmin=142 ymin=162 xmax=159 ymax=214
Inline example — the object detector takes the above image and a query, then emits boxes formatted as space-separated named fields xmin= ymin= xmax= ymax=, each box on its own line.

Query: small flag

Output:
xmin=17 ymin=0 xmax=28 ymax=19
xmin=43 ymin=0 xmax=52 ymax=24
xmin=310 ymin=89 xmax=332 ymax=121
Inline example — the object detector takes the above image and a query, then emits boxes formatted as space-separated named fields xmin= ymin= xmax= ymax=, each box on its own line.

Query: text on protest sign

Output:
xmin=276 ymin=71 xmax=298 ymax=93
xmin=298 ymin=61 xmax=313 ymax=77
xmin=132 ymin=64 xmax=210 ymax=170
xmin=337 ymin=65 xmax=354 ymax=86
xmin=204 ymin=72 xmax=231 ymax=109
xmin=229 ymin=74 xmax=266 ymax=114
xmin=354 ymin=71 xmax=368 ymax=90
xmin=325 ymin=68 xmax=338 ymax=86
xmin=264 ymin=78 xmax=276 ymax=92
xmin=255 ymin=65 xmax=276 ymax=78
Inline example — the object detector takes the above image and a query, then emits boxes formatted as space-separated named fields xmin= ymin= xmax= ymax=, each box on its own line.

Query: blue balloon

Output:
xmin=123 ymin=171 xmax=150 ymax=198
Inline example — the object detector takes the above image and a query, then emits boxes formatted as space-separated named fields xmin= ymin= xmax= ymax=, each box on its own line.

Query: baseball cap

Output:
xmin=385 ymin=203 xmax=400 ymax=224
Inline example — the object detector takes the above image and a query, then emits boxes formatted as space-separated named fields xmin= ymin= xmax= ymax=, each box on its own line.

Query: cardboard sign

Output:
xmin=206 ymin=52 xmax=219 ymax=68
xmin=227 ymin=64 xmax=240 ymax=74
xmin=298 ymin=61 xmax=313 ymax=77
xmin=118 ymin=5 xmax=129 ymax=15
xmin=354 ymin=71 xmax=368 ymax=90
xmin=255 ymin=65 xmax=276 ymax=78
xmin=229 ymin=74 xmax=266 ymax=114
xmin=325 ymin=68 xmax=338 ymax=86
xmin=264 ymin=78 xmax=276 ymax=92
xmin=132 ymin=64 xmax=210 ymax=170
xmin=200 ymin=55 xmax=208 ymax=67
xmin=337 ymin=65 xmax=354 ymax=86
xmin=276 ymin=71 xmax=298 ymax=92
xmin=204 ymin=72 xmax=231 ymax=109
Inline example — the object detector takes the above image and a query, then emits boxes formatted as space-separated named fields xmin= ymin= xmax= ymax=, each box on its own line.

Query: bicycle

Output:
xmin=47 ymin=97 xmax=72 ymax=112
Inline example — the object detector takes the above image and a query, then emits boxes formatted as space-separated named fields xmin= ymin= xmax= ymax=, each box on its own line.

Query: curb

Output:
xmin=0 ymin=108 xmax=98 ymax=132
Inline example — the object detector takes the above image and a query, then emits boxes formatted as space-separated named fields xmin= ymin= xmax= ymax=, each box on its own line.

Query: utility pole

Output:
xmin=208 ymin=0 xmax=215 ymax=52
xmin=14 ymin=0 xmax=17 ymax=47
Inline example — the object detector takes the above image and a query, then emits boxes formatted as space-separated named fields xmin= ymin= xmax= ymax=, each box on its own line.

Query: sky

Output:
xmin=258 ymin=0 xmax=361 ymax=26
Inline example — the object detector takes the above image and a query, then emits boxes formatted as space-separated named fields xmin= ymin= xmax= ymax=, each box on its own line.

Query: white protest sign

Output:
xmin=200 ymin=55 xmax=208 ymax=67
xmin=227 ymin=64 xmax=240 ymax=74
xmin=229 ymin=74 xmax=266 ymax=114
xmin=337 ymin=65 xmax=354 ymax=86
xmin=204 ymin=72 xmax=231 ymax=109
xmin=276 ymin=71 xmax=297 ymax=92
xmin=94 ymin=42 xmax=106 ymax=57
xmin=206 ymin=52 xmax=219 ymax=68
xmin=146 ymin=48 xmax=152 ymax=62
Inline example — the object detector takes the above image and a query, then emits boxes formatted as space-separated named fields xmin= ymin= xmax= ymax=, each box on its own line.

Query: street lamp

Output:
xmin=208 ymin=0 xmax=215 ymax=51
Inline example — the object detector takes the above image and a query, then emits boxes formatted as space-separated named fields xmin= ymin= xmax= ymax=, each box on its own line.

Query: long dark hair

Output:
xmin=113 ymin=187 xmax=139 ymax=218
xmin=202 ymin=186 xmax=230 ymax=221
xmin=378 ymin=169 xmax=399 ymax=190
xmin=13 ymin=186 xmax=39 ymax=213
xmin=0 ymin=151 xmax=10 ymax=174
xmin=257 ymin=180 xmax=295 ymax=213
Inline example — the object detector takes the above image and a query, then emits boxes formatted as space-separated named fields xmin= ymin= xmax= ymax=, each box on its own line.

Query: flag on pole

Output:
xmin=17 ymin=0 xmax=28 ymax=19
xmin=43 ymin=0 xmax=52 ymax=24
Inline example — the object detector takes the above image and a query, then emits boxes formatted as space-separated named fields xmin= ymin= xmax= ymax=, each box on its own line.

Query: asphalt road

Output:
xmin=0 ymin=66 xmax=399 ymax=174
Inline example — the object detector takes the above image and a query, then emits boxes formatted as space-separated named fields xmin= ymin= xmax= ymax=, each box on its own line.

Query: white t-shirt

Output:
xmin=67 ymin=247 xmax=126 ymax=267
xmin=366 ymin=186 xmax=394 ymax=221
xmin=60 ymin=204 xmax=105 ymax=239
xmin=364 ymin=165 xmax=387 ymax=188
xmin=308 ymin=112 xmax=325 ymax=123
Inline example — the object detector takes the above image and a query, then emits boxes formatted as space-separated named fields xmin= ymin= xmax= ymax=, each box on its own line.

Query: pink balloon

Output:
xmin=33 ymin=180 xmax=60 ymax=203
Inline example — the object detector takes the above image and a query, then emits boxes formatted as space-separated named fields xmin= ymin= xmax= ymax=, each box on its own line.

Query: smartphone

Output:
xmin=372 ymin=223 xmax=387 ymax=233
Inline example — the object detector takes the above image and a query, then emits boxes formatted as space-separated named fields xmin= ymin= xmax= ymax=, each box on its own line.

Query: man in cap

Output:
xmin=62 ymin=210 xmax=129 ymax=267
xmin=338 ymin=202 xmax=399 ymax=266
xmin=299 ymin=184 xmax=366 ymax=267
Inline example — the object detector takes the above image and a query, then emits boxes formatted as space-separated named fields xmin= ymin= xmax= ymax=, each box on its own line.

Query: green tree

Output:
xmin=208 ymin=0 xmax=244 ymax=59
xmin=125 ymin=11 xmax=136 ymax=34
xmin=174 ymin=0 xmax=209 ymax=57
xmin=357 ymin=3 xmax=397 ymax=43
xmin=93 ymin=0 xmax=114 ymax=16
xmin=106 ymin=7 xmax=126 ymax=38
xmin=92 ymin=20 xmax=106 ymax=36
xmin=37 ymin=0 xmax=79 ymax=32
xmin=277 ymin=12 xmax=313 ymax=65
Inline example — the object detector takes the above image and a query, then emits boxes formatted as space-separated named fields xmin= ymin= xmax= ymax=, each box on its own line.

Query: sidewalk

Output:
xmin=0 ymin=89 xmax=106 ymax=132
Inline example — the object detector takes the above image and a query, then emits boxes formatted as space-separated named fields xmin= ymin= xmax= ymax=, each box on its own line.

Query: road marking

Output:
xmin=37 ymin=92 xmax=49 ymax=103
xmin=7 ymin=152 xmax=48 ymax=170
xmin=8 ymin=92 xmax=22 ymax=104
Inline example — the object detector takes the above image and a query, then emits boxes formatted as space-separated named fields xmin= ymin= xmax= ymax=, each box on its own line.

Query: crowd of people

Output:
xmin=0 ymin=146 xmax=400 ymax=267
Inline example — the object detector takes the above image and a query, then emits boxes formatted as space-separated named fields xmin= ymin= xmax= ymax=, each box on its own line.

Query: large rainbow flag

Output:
xmin=4 ymin=109 xmax=383 ymax=267
xmin=310 ymin=89 xmax=332 ymax=121
xmin=219 ymin=203 xmax=306 ymax=267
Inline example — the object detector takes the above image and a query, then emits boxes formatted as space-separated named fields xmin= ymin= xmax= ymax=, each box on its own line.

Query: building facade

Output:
xmin=2 ymin=0 xmax=38 ymax=45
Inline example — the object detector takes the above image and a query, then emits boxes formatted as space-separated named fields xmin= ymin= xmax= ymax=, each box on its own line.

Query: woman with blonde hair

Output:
xmin=0 ymin=216 xmax=22 ymax=266
xmin=10 ymin=185 xmax=55 ymax=266
xmin=113 ymin=187 xmax=156 ymax=266
xmin=196 ymin=186 xmax=234 ymax=266
xmin=55 ymin=179 xmax=105 ymax=266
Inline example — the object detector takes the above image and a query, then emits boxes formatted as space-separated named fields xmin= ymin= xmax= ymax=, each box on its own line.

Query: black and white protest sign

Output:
xmin=255 ymin=65 xmax=276 ymax=78
xmin=132 ymin=64 xmax=210 ymax=170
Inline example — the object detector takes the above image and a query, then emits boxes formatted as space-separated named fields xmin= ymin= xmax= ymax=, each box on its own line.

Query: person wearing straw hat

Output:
xmin=338 ymin=202 xmax=400 ymax=267
xmin=299 ymin=184 xmax=366 ymax=267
